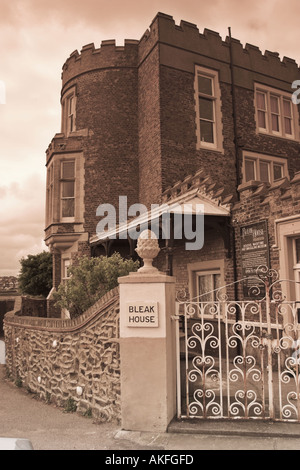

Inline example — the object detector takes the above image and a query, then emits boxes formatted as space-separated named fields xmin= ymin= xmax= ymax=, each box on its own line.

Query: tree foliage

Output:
xmin=53 ymin=253 xmax=139 ymax=318
xmin=18 ymin=251 xmax=53 ymax=298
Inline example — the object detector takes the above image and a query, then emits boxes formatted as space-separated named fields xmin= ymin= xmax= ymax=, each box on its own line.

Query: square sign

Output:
xmin=126 ymin=301 xmax=158 ymax=327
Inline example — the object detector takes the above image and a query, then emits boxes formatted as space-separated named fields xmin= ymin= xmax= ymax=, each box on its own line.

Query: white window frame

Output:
xmin=188 ymin=259 xmax=225 ymax=319
xmin=61 ymin=87 xmax=76 ymax=135
xmin=274 ymin=217 xmax=300 ymax=310
xmin=242 ymin=151 xmax=288 ymax=184
xmin=62 ymin=258 xmax=71 ymax=284
xmin=46 ymin=163 xmax=54 ymax=226
xmin=254 ymin=83 xmax=299 ymax=141
xmin=196 ymin=269 xmax=221 ymax=300
xmin=195 ymin=268 xmax=223 ymax=319
xmin=60 ymin=160 xmax=75 ymax=222
xmin=195 ymin=66 xmax=223 ymax=152
xmin=293 ymin=238 xmax=300 ymax=302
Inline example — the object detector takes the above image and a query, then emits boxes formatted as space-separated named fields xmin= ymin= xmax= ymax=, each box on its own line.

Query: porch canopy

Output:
xmin=90 ymin=188 xmax=231 ymax=246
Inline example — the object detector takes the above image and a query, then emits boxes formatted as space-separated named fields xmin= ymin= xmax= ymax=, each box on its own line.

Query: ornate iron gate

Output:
xmin=174 ymin=266 xmax=300 ymax=421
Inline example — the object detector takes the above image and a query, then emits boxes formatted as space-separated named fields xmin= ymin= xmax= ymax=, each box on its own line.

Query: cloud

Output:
xmin=1 ymin=0 xmax=296 ymax=52
xmin=0 ymin=187 xmax=7 ymax=199
xmin=0 ymin=173 xmax=47 ymax=276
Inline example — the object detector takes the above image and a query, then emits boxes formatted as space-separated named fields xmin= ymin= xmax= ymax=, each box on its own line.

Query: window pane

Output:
xmin=283 ymin=99 xmax=292 ymax=118
xmin=48 ymin=165 xmax=53 ymax=183
xmin=259 ymin=161 xmax=270 ymax=182
xmin=296 ymin=239 xmax=300 ymax=264
xmin=62 ymin=181 xmax=74 ymax=198
xmin=200 ymin=120 xmax=214 ymax=143
xmin=199 ymin=97 xmax=214 ymax=121
xmin=62 ymin=199 xmax=75 ymax=218
xmin=271 ymin=113 xmax=279 ymax=132
xmin=69 ymin=115 xmax=74 ymax=132
xmin=198 ymin=275 xmax=213 ymax=302
xmin=256 ymin=92 xmax=266 ymax=110
xmin=68 ymin=96 xmax=74 ymax=114
xmin=245 ymin=159 xmax=255 ymax=181
xmin=213 ymin=274 xmax=221 ymax=300
xmin=63 ymin=259 xmax=71 ymax=280
xmin=198 ymin=76 xmax=213 ymax=96
xmin=62 ymin=161 xmax=75 ymax=178
xmin=270 ymin=95 xmax=279 ymax=114
xmin=284 ymin=117 xmax=292 ymax=135
xmin=273 ymin=164 xmax=283 ymax=181
xmin=257 ymin=110 xmax=266 ymax=128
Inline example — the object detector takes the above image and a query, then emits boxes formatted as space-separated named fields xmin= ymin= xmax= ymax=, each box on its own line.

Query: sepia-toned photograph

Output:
xmin=0 ymin=0 xmax=300 ymax=455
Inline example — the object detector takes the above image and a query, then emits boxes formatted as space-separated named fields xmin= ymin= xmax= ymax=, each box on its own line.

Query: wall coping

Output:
xmin=4 ymin=287 xmax=119 ymax=333
xmin=118 ymin=272 xmax=176 ymax=284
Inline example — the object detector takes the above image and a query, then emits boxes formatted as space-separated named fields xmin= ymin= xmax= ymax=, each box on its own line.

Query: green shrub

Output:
xmin=53 ymin=253 xmax=139 ymax=318
xmin=64 ymin=397 xmax=77 ymax=413
xmin=15 ymin=374 xmax=22 ymax=388
xmin=18 ymin=251 xmax=52 ymax=298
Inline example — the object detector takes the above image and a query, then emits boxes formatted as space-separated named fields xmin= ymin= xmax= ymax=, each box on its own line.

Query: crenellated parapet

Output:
xmin=61 ymin=12 xmax=299 ymax=93
xmin=157 ymin=12 xmax=298 ymax=66
xmin=161 ymin=167 xmax=234 ymax=211
xmin=233 ymin=172 xmax=300 ymax=224
xmin=61 ymin=39 xmax=139 ymax=89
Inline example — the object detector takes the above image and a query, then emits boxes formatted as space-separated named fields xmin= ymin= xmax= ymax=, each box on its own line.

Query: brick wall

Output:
xmin=154 ymin=225 xmax=235 ymax=300
xmin=138 ymin=45 xmax=162 ymax=207
xmin=78 ymin=68 xmax=139 ymax=233
xmin=232 ymin=174 xmax=300 ymax=299
xmin=20 ymin=297 xmax=47 ymax=318
xmin=61 ymin=44 xmax=140 ymax=235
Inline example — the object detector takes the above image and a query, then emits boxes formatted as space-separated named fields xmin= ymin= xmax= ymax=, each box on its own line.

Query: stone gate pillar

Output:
xmin=118 ymin=230 xmax=176 ymax=432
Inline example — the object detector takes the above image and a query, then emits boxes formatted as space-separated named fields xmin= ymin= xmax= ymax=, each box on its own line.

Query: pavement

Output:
xmin=1 ymin=364 xmax=300 ymax=452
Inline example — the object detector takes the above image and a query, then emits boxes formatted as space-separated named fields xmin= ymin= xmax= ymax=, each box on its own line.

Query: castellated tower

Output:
xmin=61 ymin=39 xmax=140 ymax=230
xmin=45 ymin=39 xmax=142 ymax=291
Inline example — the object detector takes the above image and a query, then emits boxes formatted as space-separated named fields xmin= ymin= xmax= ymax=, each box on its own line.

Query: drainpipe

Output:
xmin=228 ymin=27 xmax=240 ymax=326
xmin=228 ymin=26 xmax=240 ymax=200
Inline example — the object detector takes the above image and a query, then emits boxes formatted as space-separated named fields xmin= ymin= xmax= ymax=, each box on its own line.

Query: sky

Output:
xmin=0 ymin=0 xmax=299 ymax=277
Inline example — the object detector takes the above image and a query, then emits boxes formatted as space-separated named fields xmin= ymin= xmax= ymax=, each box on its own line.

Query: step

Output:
xmin=168 ymin=417 xmax=300 ymax=438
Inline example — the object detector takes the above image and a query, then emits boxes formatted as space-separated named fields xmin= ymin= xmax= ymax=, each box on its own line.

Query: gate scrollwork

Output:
xmin=176 ymin=266 xmax=300 ymax=422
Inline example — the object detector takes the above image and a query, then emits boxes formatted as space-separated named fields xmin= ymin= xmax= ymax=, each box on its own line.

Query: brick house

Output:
xmin=44 ymin=12 xmax=300 ymax=316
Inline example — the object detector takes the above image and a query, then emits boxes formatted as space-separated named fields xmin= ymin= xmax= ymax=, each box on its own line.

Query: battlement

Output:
xmin=151 ymin=12 xmax=299 ymax=81
xmin=62 ymin=39 xmax=139 ymax=88
xmin=61 ymin=12 xmax=300 ymax=91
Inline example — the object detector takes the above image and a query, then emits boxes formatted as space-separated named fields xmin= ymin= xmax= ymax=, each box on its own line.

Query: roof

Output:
xmin=90 ymin=168 xmax=232 ymax=245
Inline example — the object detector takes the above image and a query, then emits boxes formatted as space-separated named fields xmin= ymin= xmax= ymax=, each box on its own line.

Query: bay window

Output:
xmin=61 ymin=160 xmax=75 ymax=220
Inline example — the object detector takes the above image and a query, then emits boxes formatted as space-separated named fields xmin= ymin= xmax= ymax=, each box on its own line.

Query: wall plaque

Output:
xmin=126 ymin=301 xmax=158 ymax=327
xmin=240 ymin=221 xmax=269 ymax=298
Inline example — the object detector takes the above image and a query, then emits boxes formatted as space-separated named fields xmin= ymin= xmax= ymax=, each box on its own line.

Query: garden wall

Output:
xmin=3 ymin=287 xmax=120 ymax=422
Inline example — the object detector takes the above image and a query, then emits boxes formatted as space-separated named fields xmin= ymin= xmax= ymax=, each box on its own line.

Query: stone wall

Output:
xmin=4 ymin=287 xmax=120 ymax=422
